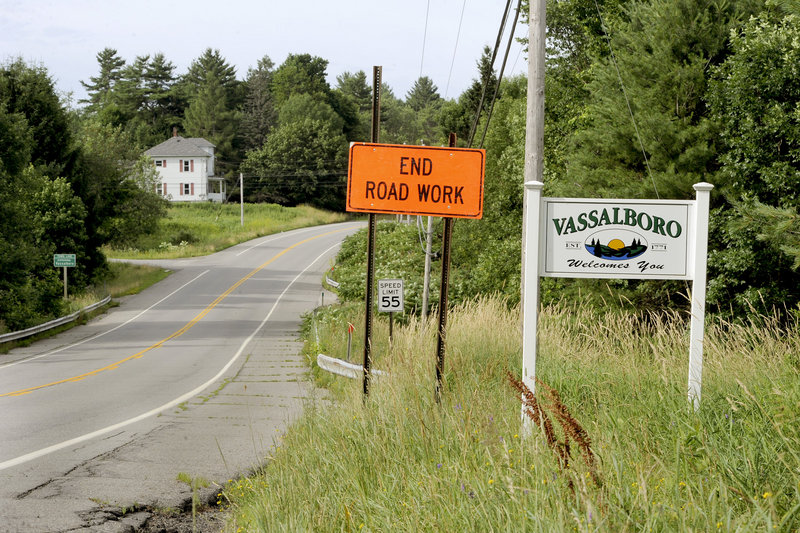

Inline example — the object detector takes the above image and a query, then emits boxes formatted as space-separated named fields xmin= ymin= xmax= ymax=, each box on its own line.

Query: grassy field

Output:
xmin=222 ymin=297 xmax=800 ymax=531
xmin=105 ymin=202 xmax=348 ymax=259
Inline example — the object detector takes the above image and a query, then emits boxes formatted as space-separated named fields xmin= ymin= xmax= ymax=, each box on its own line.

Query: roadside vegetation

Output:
xmin=104 ymin=202 xmax=347 ymax=259
xmin=223 ymin=295 xmax=800 ymax=530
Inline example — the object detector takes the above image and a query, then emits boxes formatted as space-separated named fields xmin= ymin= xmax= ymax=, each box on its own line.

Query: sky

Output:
xmin=1 ymin=0 xmax=528 ymax=106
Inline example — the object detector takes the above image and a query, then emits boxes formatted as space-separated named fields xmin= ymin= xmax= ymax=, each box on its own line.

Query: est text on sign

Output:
xmin=347 ymin=143 xmax=485 ymax=219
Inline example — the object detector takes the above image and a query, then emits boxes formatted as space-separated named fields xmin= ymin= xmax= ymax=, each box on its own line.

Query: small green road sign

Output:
xmin=54 ymin=254 xmax=76 ymax=267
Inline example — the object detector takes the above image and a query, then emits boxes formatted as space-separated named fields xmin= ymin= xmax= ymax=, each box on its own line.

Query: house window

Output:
xmin=183 ymin=160 xmax=191 ymax=172
xmin=183 ymin=183 xmax=191 ymax=196
xmin=155 ymin=160 xmax=163 ymax=167
xmin=156 ymin=183 xmax=163 ymax=195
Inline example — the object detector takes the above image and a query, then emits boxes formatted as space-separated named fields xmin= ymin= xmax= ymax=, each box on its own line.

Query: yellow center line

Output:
xmin=1 ymin=228 xmax=348 ymax=398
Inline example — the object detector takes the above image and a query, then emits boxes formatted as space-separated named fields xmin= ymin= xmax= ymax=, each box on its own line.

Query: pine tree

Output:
xmin=406 ymin=76 xmax=442 ymax=112
xmin=240 ymin=56 xmax=277 ymax=152
xmin=80 ymin=48 xmax=126 ymax=109
xmin=183 ymin=73 xmax=240 ymax=174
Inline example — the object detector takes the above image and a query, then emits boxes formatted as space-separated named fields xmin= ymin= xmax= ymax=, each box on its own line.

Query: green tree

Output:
xmin=80 ymin=48 xmax=126 ymax=110
xmin=439 ymin=46 xmax=498 ymax=145
xmin=562 ymin=0 xmax=758 ymax=200
xmin=240 ymin=56 xmax=277 ymax=152
xmin=241 ymin=118 xmax=347 ymax=209
xmin=706 ymin=12 xmax=800 ymax=313
xmin=406 ymin=76 xmax=441 ymax=111
xmin=183 ymin=73 xmax=240 ymax=174
xmin=0 ymin=58 xmax=77 ymax=177
xmin=271 ymin=53 xmax=330 ymax=107
xmin=277 ymin=93 xmax=344 ymax=131
xmin=182 ymin=48 xmax=241 ymax=105
xmin=333 ymin=70 xmax=372 ymax=141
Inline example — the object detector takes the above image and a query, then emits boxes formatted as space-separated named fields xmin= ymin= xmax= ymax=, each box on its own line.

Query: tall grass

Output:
xmin=105 ymin=202 xmax=348 ymax=259
xmin=224 ymin=297 xmax=800 ymax=531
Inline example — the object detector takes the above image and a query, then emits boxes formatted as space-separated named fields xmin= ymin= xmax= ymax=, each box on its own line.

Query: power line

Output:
xmin=444 ymin=0 xmax=468 ymax=99
xmin=467 ymin=0 xmax=514 ymax=147
xmin=419 ymin=0 xmax=431 ymax=79
xmin=479 ymin=0 xmax=523 ymax=149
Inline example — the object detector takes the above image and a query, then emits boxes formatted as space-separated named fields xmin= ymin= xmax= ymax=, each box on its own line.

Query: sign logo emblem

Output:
xmin=584 ymin=229 xmax=648 ymax=261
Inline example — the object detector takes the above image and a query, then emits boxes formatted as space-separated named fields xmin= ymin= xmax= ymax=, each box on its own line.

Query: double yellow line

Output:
xmin=1 ymin=228 xmax=346 ymax=398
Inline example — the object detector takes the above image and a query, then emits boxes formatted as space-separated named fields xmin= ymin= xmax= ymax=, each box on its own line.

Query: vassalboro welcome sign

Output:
xmin=523 ymin=182 xmax=713 ymax=410
xmin=544 ymin=200 xmax=691 ymax=279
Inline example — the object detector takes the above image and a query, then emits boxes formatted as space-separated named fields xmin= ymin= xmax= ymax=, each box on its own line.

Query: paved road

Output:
xmin=0 ymin=222 xmax=362 ymax=532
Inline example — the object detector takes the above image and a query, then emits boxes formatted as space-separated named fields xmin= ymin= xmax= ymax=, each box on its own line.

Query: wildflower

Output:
xmin=514 ymin=434 xmax=519 ymax=439
xmin=436 ymin=463 xmax=442 ymax=469
xmin=455 ymin=403 xmax=463 ymax=411
xmin=763 ymin=492 xmax=772 ymax=499
xmin=717 ymin=522 xmax=723 ymax=529
xmin=489 ymin=479 xmax=494 ymax=484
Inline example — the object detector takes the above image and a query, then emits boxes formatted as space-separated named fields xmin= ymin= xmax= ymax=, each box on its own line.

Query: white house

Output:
xmin=144 ymin=134 xmax=226 ymax=203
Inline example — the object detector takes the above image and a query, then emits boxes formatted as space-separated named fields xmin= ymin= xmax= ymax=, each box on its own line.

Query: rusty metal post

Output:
xmin=363 ymin=66 xmax=382 ymax=398
xmin=435 ymin=133 xmax=457 ymax=403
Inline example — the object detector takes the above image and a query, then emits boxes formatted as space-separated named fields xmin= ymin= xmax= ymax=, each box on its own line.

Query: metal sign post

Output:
xmin=362 ymin=65 xmax=381 ymax=399
xmin=435 ymin=133 xmax=458 ymax=403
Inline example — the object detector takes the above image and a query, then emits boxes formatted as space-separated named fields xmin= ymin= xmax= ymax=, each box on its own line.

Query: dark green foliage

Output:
xmin=183 ymin=73 xmax=241 ymax=174
xmin=240 ymin=56 xmax=277 ymax=152
xmin=439 ymin=46 xmax=498 ymax=145
xmin=240 ymin=118 xmax=347 ymax=210
xmin=80 ymin=48 xmax=126 ymax=110
xmin=706 ymin=13 xmax=800 ymax=314
xmin=270 ymin=53 xmax=331 ymax=107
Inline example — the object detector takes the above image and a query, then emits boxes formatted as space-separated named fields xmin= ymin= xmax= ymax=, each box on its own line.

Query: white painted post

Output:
xmin=688 ymin=182 xmax=713 ymax=410
xmin=240 ymin=173 xmax=244 ymax=227
xmin=63 ymin=267 xmax=68 ymax=299
xmin=522 ymin=182 xmax=544 ymax=401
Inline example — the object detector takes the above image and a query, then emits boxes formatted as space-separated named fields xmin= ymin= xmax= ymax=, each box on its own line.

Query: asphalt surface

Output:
xmin=0 ymin=221 xmax=362 ymax=532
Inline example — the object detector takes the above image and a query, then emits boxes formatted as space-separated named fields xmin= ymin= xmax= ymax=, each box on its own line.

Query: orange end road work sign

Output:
xmin=347 ymin=143 xmax=486 ymax=219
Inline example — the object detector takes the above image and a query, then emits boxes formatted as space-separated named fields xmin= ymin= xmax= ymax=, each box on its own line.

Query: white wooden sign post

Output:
xmin=523 ymin=182 xmax=713 ymax=410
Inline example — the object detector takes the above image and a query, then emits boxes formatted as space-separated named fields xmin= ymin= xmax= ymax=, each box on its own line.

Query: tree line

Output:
xmin=2 ymin=0 xmax=798 ymax=331
xmin=0 ymin=46 xmax=491 ymax=332
xmin=453 ymin=0 xmax=799 ymax=320
xmin=78 ymin=47 xmax=486 ymax=210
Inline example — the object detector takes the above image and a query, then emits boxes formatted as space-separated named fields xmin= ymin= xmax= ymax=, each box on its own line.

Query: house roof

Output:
xmin=144 ymin=136 xmax=215 ymax=158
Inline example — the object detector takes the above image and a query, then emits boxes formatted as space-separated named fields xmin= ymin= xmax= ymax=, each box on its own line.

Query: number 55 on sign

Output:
xmin=377 ymin=279 xmax=404 ymax=312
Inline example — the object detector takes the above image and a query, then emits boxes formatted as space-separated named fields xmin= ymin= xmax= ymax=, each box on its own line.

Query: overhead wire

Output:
xmin=419 ymin=0 xmax=431 ymax=79
xmin=478 ymin=0 xmax=522 ymax=149
xmin=444 ymin=0 xmax=467 ymax=99
xmin=467 ymin=0 xmax=514 ymax=147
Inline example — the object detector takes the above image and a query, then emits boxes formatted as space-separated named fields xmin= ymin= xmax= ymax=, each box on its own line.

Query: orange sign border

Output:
xmin=347 ymin=142 xmax=485 ymax=219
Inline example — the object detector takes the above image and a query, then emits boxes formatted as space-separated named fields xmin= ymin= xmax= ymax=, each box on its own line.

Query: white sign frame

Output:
xmin=541 ymin=198 xmax=693 ymax=279
xmin=522 ymin=182 xmax=713 ymax=410
xmin=377 ymin=279 xmax=404 ymax=313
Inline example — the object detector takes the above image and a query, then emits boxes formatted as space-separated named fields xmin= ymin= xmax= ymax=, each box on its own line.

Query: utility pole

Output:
xmin=522 ymin=0 xmax=546 ymax=395
xmin=421 ymin=215 xmax=434 ymax=321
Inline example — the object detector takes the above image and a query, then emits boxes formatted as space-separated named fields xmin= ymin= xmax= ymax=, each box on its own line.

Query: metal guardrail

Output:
xmin=0 ymin=295 xmax=112 ymax=345
xmin=316 ymin=354 xmax=387 ymax=380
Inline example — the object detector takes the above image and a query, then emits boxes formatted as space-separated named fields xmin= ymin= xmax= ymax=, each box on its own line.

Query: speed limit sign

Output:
xmin=377 ymin=279 xmax=404 ymax=312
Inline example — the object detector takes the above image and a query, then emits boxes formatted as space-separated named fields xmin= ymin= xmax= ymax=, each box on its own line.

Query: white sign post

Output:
xmin=523 ymin=182 xmax=713 ymax=410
